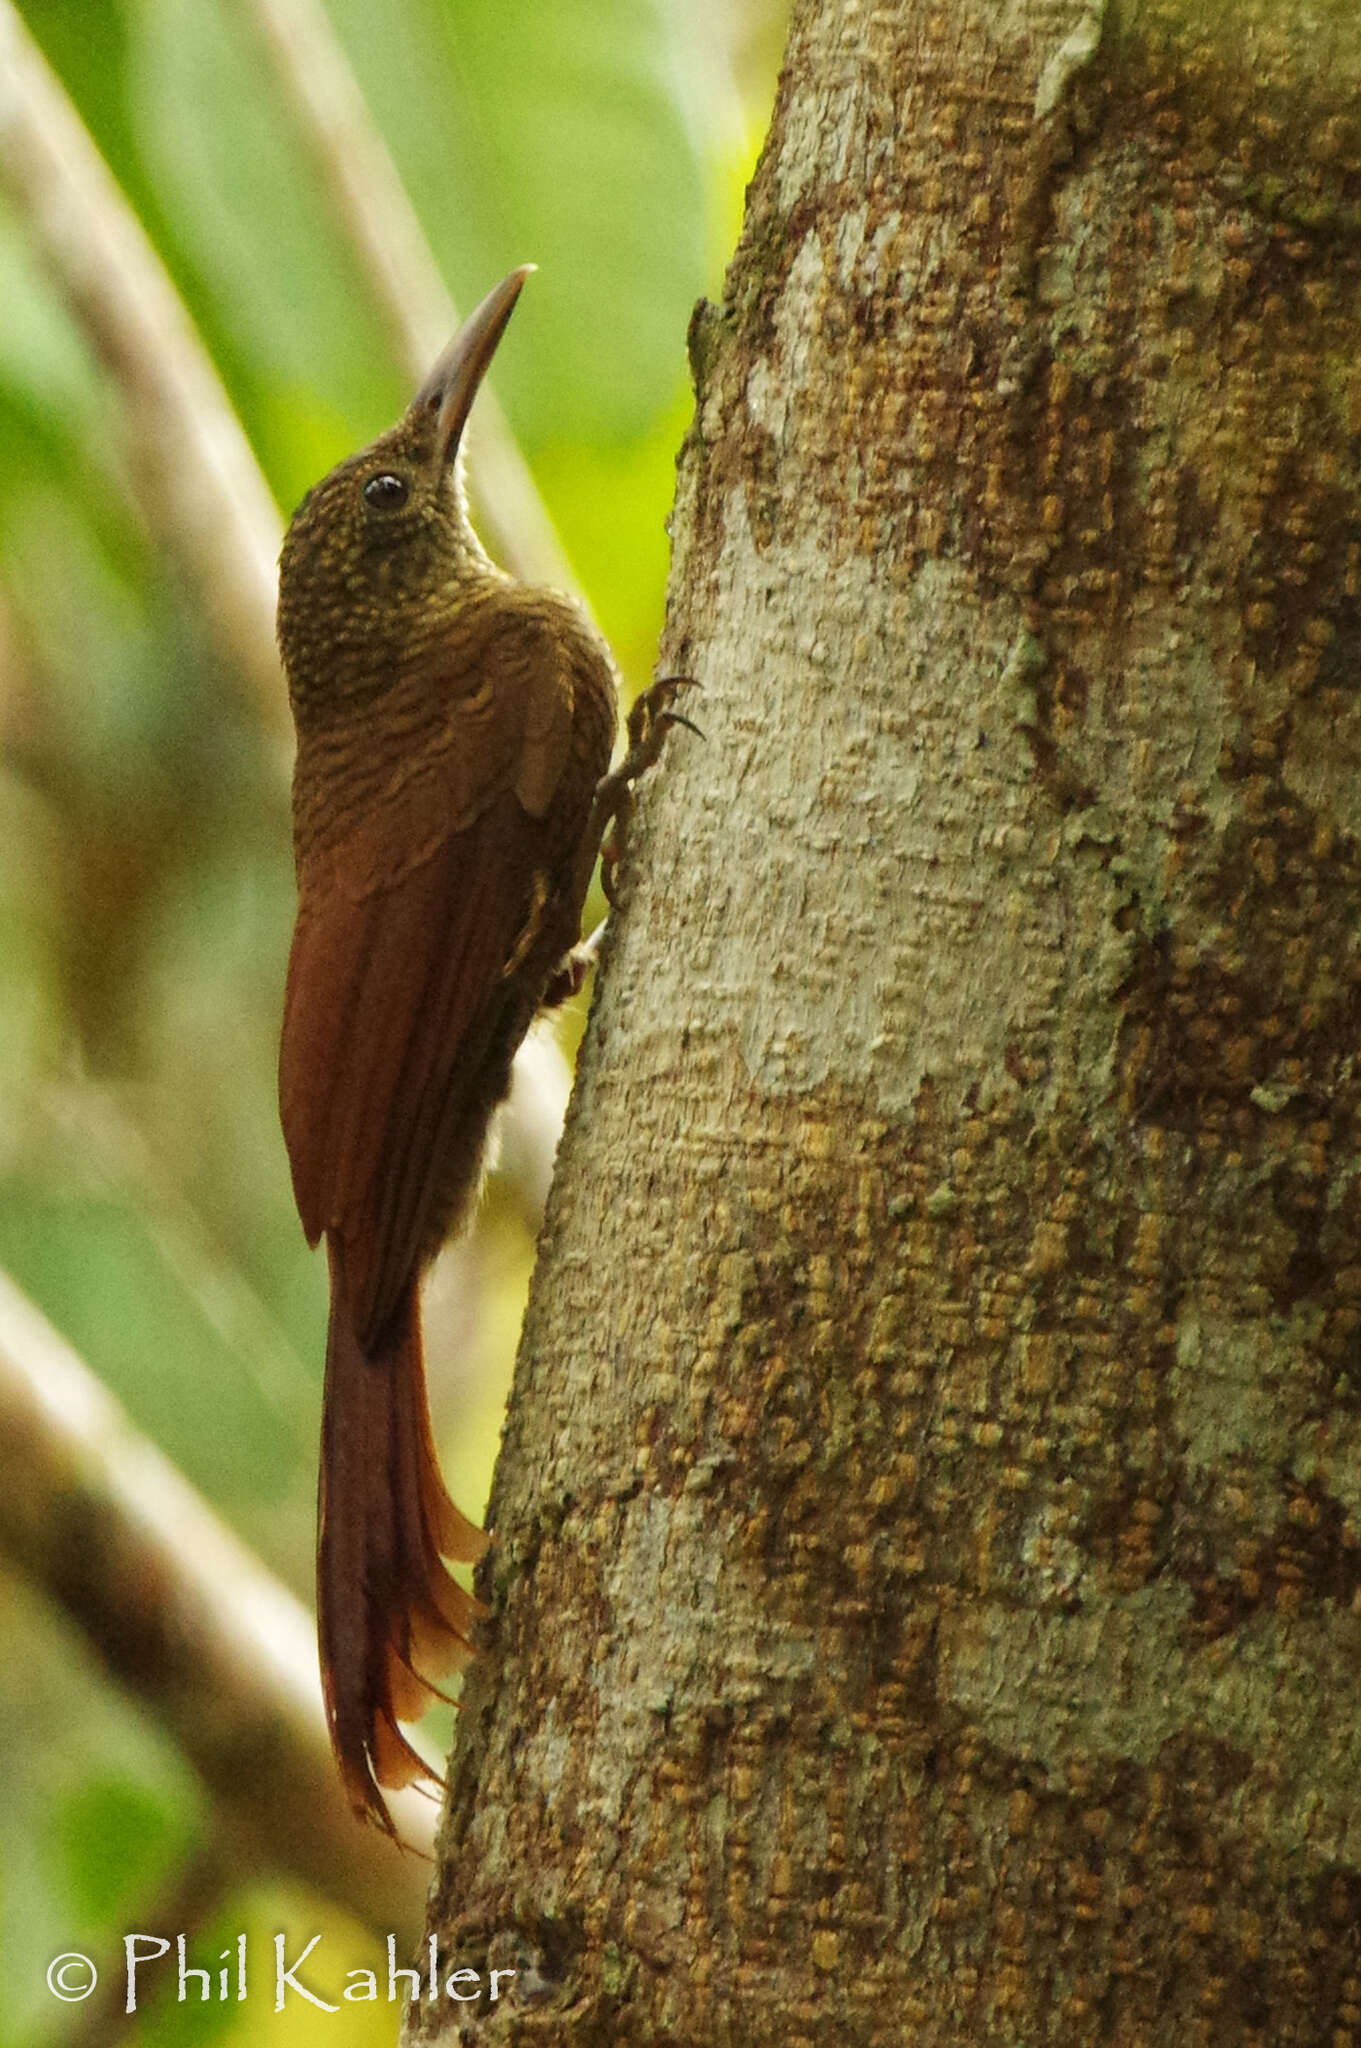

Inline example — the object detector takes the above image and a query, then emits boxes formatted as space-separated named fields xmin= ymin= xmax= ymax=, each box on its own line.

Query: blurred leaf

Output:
xmin=0 ymin=773 xmax=65 ymax=1120
xmin=0 ymin=1183 xmax=302 ymax=1504
xmin=330 ymin=0 xmax=713 ymax=440
xmin=0 ymin=1565 xmax=203 ymax=2048
xmin=53 ymin=1776 xmax=180 ymax=1924
xmin=131 ymin=1890 xmax=398 ymax=2048
xmin=0 ymin=203 xmax=99 ymax=411
xmin=534 ymin=378 xmax=694 ymax=684
xmin=132 ymin=0 xmax=407 ymax=489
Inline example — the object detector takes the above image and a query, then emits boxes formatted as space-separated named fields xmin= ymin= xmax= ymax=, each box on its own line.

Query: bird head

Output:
xmin=277 ymin=266 xmax=533 ymax=708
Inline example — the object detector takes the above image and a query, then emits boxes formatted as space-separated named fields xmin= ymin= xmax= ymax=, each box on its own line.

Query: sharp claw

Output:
xmin=541 ymin=920 xmax=607 ymax=1008
xmin=590 ymin=670 xmax=702 ymax=909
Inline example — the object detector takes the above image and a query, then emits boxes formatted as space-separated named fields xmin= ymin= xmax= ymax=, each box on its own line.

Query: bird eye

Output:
xmin=362 ymin=472 xmax=409 ymax=511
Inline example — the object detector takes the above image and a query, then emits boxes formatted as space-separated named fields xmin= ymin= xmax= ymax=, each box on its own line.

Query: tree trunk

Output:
xmin=414 ymin=1 xmax=1361 ymax=2041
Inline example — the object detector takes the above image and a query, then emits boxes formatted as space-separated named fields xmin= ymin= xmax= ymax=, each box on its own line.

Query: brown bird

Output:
xmin=277 ymin=267 xmax=682 ymax=1830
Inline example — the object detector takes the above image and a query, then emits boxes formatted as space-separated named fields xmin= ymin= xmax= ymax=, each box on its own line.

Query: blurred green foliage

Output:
xmin=0 ymin=0 xmax=785 ymax=2040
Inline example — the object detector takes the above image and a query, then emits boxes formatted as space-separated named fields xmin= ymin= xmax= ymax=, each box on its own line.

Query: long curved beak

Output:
xmin=414 ymin=265 xmax=534 ymax=473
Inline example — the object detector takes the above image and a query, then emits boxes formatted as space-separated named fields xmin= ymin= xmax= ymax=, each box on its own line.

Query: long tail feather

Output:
xmin=317 ymin=1240 xmax=487 ymax=1831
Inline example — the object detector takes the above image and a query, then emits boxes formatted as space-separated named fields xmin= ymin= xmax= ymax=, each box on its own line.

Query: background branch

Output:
xmin=0 ymin=0 xmax=287 ymax=736
xmin=0 ymin=1265 xmax=431 ymax=1941
xmin=242 ymin=0 xmax=583 ymax=598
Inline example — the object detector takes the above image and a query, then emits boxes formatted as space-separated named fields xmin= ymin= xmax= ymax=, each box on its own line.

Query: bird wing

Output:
xmin=279 ymin=611 xmax=579 ymax=1345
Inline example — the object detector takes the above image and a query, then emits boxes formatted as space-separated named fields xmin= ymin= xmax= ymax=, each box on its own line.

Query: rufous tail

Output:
xmin=317 ymin=1240 xmax=486 ymax=1832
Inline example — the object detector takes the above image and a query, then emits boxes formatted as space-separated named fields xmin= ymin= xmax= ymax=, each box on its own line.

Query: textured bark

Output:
xmin=415 ymin=1 xmax=1361 ymax=2042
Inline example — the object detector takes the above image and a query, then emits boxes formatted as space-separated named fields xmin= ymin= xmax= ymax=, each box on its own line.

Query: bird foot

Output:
xmin=541 ymin=919 xmax=606 ymax=1009
xmin=593 ymin=676 xmax=701 ymax=909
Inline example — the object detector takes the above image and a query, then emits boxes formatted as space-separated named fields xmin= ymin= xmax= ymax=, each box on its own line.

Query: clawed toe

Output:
xmin=619 ymin=674 xmax=704 ymax=772
xmin=542 ymin=921 xmax=606 ymax=1008
xmin=590 ymin=673 xmax=702 ymax=908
